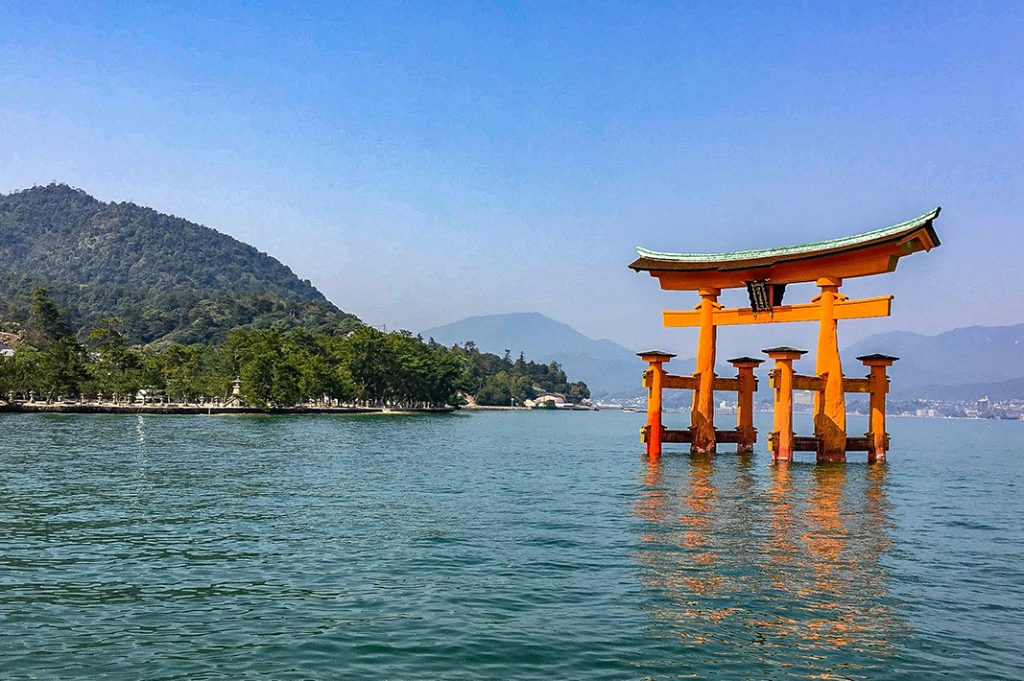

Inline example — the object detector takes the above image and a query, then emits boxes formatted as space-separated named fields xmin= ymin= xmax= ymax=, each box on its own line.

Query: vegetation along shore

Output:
xmin=0 ymin=287 xmax=589 ymax=412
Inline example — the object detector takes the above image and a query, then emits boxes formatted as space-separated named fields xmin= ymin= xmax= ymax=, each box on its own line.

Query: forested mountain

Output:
xmin=0 ymin=184 xmax=359 ymax=343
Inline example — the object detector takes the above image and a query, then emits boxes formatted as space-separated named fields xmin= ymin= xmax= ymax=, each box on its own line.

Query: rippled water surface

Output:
xmin=1 ymin=411 xmax=1022 ymax=679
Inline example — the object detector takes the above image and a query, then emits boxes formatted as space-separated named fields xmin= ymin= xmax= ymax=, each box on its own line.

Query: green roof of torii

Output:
xmin=630 ymin=207 xmax=941 ymax=271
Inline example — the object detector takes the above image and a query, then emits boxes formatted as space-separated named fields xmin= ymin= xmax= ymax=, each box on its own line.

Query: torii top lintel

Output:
xmin=629 ymin=208 xmax=941 ymax=290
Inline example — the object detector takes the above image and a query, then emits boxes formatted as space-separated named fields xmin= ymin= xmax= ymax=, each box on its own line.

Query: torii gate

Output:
xmin=630 ymin=208 xmax=941 ymax=462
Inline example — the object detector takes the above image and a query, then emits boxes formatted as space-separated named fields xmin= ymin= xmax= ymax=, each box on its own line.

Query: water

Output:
xmin=1 ymin=411 xmax=1021 ymax=679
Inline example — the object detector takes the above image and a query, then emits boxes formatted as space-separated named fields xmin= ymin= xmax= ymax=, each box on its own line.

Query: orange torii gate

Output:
xmin=631 ymin=208 xmax=941 ymax=463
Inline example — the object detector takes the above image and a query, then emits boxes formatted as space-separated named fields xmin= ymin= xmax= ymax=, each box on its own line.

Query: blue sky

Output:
xmin=1 ymin=1 xmax=1021 ymax=356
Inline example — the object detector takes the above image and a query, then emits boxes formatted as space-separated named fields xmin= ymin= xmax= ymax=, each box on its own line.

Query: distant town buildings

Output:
xmin=603 ymin=393 xmax=1024 ymax=421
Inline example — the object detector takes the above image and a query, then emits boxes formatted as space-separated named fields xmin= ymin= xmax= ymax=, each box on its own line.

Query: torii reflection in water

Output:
xmin=632 ymin=456 xmax=899 ymax=674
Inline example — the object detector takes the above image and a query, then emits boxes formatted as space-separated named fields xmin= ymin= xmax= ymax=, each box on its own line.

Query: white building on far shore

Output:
xmin=525 ymin=392 xmax=568 ymax=409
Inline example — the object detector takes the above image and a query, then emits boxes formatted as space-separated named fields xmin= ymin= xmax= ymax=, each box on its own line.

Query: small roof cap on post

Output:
xmin=762 ymin=346 xmax=808 ymax=359
xmin=856 ymin=353 xmax=899 ymax=366
xmin=637 ymin=349 xmax=676 ymax=362
xmin=762 ymin=346 xmax=808 ymax=355
xmin=727 ymin=356 xmax=765 ymax=366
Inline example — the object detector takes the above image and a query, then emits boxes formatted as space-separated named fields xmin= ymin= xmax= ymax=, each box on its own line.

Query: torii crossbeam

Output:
xmin=630 ymin=208 xmax=941 ymax=462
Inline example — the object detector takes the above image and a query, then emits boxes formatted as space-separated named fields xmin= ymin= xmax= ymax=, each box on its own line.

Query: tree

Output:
xmin=567 ymin=381 xmax=590 ymax=403
xmin=26 ymin=287 xmax=72 ymax=347
xmin=424 ymin=346 xmax=466 ymax=406
xmin=348 ymin=327 xmax=397 ymax=404
xmin=156 ymin=344 xmax=225 ymax=401
xmin=23 ymin=338 xmax=88 ymax=400
xmin=224 ymin=329 xmax=300 ymax=408
xmin=10 ymin=289 xmax=88 ymax=400
xmin=475 ymin=371 xmax=530 ymax=406
xmin=85 ymin=317 xmax=144 ymax=397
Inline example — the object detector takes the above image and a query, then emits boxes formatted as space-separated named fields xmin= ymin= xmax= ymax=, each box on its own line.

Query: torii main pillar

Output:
xmin=691 ymin=287 xmax=721 ymax=453
xmin=814 ymin=277 xmax=847 ymax=462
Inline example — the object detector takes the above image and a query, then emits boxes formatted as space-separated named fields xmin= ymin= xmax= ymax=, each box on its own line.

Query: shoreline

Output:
xmin=0 ymin=403 xmax=456 ymax=416
xmin=460 ymin=404 xmax=530 ymax=411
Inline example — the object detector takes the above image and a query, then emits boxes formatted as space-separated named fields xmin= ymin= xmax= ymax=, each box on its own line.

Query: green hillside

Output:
xmin=0 ymin=184 xmax=360 ymax=343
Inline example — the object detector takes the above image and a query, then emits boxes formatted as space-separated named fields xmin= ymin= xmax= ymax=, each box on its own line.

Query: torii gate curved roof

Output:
xmin=629 ymin=208 xmax=941 ymax=290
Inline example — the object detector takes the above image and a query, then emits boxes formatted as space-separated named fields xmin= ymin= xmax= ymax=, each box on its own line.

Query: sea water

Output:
xmin=1 ymin=411 xmax=1021 ymax=679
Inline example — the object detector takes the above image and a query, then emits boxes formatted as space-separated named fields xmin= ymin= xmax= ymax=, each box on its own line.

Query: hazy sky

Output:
xmin=2 ymin=2 xmax=1022 ymax=357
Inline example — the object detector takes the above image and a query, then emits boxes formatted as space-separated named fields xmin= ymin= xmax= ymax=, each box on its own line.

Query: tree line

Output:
xmin=0 ymin=288 xmax=589 ymax=408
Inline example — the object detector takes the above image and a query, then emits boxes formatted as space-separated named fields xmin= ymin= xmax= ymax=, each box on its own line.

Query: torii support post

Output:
xmin=858 ymin=354 xmax=898 ymax=464
xmin=639 ymin=351 xmax=675 ymax=457
xmin=765 ymin=347 xmax=807 ymax=463
xmin=728 ymin=357 xmax=764 ymax=453
xmin=814 ymin=277 xmax=847 ymax=463
xmin=691 ymin=287 xmax=721 ymax=453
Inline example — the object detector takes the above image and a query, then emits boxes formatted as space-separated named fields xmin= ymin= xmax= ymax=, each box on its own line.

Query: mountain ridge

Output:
xmin=0 ymin=184 xmax=360 ymax=344
xmin=425 ymin=312 xmax=1024 ymax=401
xmin=422 ymin=312 xmax=645 ymax=398
xmin=842 ymin=322 xmax=1024 ymax=397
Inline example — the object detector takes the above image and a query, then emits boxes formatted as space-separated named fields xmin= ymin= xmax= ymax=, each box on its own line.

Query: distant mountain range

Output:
xmin=424 ymin=313 xmax=1024 ymax=401
xmin=422 ymin=313 xmax=646 ymax=398
xmin=843 ymin=323 xmax=1024 ymax=400
xmin=0 ymin=184 xmax=360 ymax=344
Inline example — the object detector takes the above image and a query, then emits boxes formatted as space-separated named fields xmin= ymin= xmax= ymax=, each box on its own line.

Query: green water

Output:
xmin=1 ymin=411 xmax=1022 ymax=679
